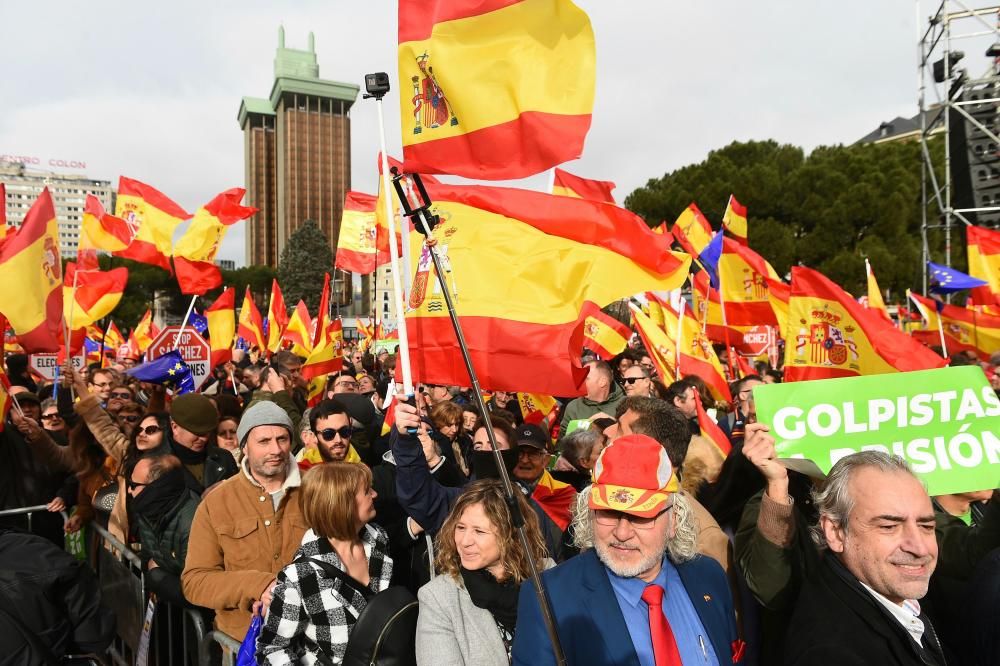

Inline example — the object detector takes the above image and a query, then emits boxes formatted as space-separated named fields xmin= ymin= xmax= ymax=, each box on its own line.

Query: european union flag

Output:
xmin=126 ymin=350 xmax=195 ymax=394
xmin=928 ymin=261 xmax=989 ymax=294
xmin=697 ymin=232 xmax=724 ymax=290
xmin=189 ymin=311 xmax=208 ymax=336
xmin=83 ymin=338 xmax=101 ymax=355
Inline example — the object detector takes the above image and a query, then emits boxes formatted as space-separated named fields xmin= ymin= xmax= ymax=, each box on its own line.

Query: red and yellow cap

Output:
xmin=589 ymin=435 xmax=679 ymax=518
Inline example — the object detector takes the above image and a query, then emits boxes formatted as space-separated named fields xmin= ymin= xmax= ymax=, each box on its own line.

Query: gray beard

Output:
xmin=593 ymin=532 xmax=670 ymax=578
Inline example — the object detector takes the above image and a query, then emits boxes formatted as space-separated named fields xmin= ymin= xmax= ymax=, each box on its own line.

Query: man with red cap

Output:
xmin=512 ymin=435 xmax=742 ymax=666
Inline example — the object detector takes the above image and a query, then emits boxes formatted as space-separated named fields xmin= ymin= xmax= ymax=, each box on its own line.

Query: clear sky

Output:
xmin=0 ymin=1 xmax=935 ymax=265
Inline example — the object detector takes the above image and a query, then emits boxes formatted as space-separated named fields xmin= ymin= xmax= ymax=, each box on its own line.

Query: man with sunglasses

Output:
xmin=621 ymin=366 xmax=654 ymax=398
xmin=309 ymin=400 xmax=357 ymax=463
xmin=513 ymin=435 xmax=741 ymax=666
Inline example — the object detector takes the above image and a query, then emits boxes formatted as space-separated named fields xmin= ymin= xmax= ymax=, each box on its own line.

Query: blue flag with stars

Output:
xmin=189 ymin=311 xmax=209 ymax=336
xmin=928 ymin=261 xmax=989 ymax=294
xmin=125 ymin=350 xmax=195 ymax=394
xmin=697 ymin=232 xmax=724 ymax=290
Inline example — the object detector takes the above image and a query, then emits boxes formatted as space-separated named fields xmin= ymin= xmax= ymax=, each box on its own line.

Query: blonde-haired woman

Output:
xmin=416 ymin=479 xmax=552 ymax=665
xmin=257 ymin=462 xmax=392 ymax=664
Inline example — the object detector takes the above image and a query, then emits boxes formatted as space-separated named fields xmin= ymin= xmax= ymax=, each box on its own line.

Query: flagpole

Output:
xmin=371 ymin=93 xmax=414 ymax=395
xmin=64 ymin=268 xmax=80 ymax=364
xmin=675 ymin=285 xmax=685 ymax=382
xmin=716 ymin=251 xmax=739 ymax=380
xmin=396 ymin=172 xmax=568 ymax=666
xmin=173 ymin=295 xmax=198 ymax=352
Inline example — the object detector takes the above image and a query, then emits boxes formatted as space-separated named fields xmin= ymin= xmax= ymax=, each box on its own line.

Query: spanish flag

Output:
xmin=967 ymin=225 xmax=1000 ymax=306
xmin=205 ymin=287 xmax=236 ymax=368
xmin=335 ymin=191 xmax=380 ymax=275
xmin=398 ymin=0 xmax=595 ymax=179
xmin=580 ymin=303 xmax=630 ymax=360
xmin=0 ymin=188 xmax=62 ymax=352
xmin=721 ymin=195 xmax=748 ymax=246
xmin=552 ymin=168 xmax=616 ymax=204
xmin=404 ymin=183 xmax=690 ymax=395
xmin=237 ymin=287 xmax=266 ymax=352
xmin=282 ymin=300 xmax=313 ymax=357
xmin=303 ymin=319 xmax=345 ymax=406
xmin=631 ymin=304 xmax=678 ymax=381
xmin=864 ymin=258 xmax=892 ymax=324
xmin=908 ymin=291 xmax=1000 ymax=362
xmin=173 ymin=188 xmax=256 ymax=294
xmin=671 ymin=203 xmax=714 ymax=258
xmin=531 ymin=470 xmax=576 ymax=531
xmin=695 ymin=392 xmax=731 ymax=457
xmin=63 ymin=263 xmax=128 ymax=330
xmin=266 ymin=279 xmax=289 ymax=354
xmin=690 ymin=270 xmax=753 ymax=345
xmin=714 ymin=237 xmax=780 ymax=327
xmin=765 ymin=276 xmax=790 ymax=340
xmin=80 ymin=195 xmax=132 ymax=270
xmin=784 ymin=267 xmax=946 ymax=381
xmin=132 ymin=308 xmax=158 ymax=354
xmin=517 ymin=392 xmax=558 ymax=426
xmin=313 ymin=273 xmax=332 ymax=349
xmin=103 ymin=321 xmax=125 ymax=365
xmin=115 ymin=176 xmax=190 ymax=273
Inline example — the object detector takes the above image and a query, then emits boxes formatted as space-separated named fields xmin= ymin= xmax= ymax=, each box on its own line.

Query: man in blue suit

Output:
xmin=513 ymin=434 xmax=743 ymax=665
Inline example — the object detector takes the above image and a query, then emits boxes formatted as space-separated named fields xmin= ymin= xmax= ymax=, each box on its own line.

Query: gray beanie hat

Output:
xmin=237 ymin=401 xmax=294 ymax=447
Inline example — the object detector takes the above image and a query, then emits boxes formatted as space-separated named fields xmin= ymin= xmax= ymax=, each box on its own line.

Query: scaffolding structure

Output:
xmin=918 ymin=0 xmax=1000 ymax=293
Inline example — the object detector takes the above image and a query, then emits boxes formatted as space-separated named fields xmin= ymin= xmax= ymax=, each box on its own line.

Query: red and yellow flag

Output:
xmin=695 ymin=392 xmax=731 ymax=458
xmin=721 ymin=195 xmax=748 ymax=246
xmin=173 ymin=188 xmax=256 ymax=294
xmin=0 ymin=188 xmax=62 ymax=352
xmin=691 ymin=270 xmax=750 ymax=345
xmin=671 ymin=203 xmax=714 ymax=258
xmin=63 ymin=263 xmax=128 ymax=330
xmin=517 ymin=392 xmax=559 ymax=426
xmin=631 ymin=304 xmax=678 ymax=381
xmin=313 ymin=273 xmax=332 ymax=349
xmin=784 ymin=267 xmax=946 ymax=381
xmin=237 ymin=287 xmax=266 ymax=351
xmin=79 ymin=195 xmax=133 ymax=270
xmin=205 ymin=287 xmax=236 ymax=368
xmin=967 ymin=225 xmax=1000 ymax=306
xmin=398 ymin=0 xmax=595 ymax=179
xmin=580 ymin=303 xmax=630 ymax=360
xmin=282 ymin=300 xmax=313 ymax=357
xmin=765 ymin=276 xmax=791 ymax=340
xmin=716 ymin=237 xmax=780 ymax=327
xmin=132 ymin=308 xmax=158 ymax=354
xmin=335 ymin=191 xmax=380 ymax=275
xmin=115 ymin=176 xmax=190 ymax=273
xmin=266 ymin=279 xmax=289 ymax=354
xmin=552 ymin=168 xmax=616 ymax=204
xmin=864 ymin=258 xmax=892 ymax=324
xmin=531 ymin=470 xmax=576 ymax=531
xmin=908 ymin=291 xmax=1000 ymax=362
xmin=102 ymin=321 xmax=125 ymax=365
xmin=303 ymin=319 xmax=345 ymax=406
xmin=404 ymin=183 xmax=691 ymax=395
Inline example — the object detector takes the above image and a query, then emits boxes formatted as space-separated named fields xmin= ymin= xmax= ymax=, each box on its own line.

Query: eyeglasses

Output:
xmin=119 ymin=415 xmax=140 ymax=423
xmin=92 ymin=381 xmax=113 ymax=389
xmin=622 ymin=377 xmax=647 ymax=385
xmin=640 ymin=363 xmax=655 ymax=370
xmin=126 ymin=478 xmax=150 ymax=492
xmin=41 ymin=413 xmax=62 ymax=421
xmin=110 ymin=391 xmax=132 ymax=400
xmin=594 ymin=505 xmax=672 ymax=530
xmin=517 ymin=447 xmax=546 ymax=459
xmin=138 ymin=424 xmax=162 ymax=436
xmin=334 ymin=381 xmax=358 ymax=389
xmin=316 ymin=426 xmax=352 ymax=441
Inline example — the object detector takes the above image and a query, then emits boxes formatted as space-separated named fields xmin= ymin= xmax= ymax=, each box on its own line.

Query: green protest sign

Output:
xmin=753 ymin=366 xmax=1000 ymax=496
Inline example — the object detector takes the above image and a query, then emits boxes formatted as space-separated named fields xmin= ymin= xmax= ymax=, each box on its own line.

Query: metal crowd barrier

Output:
xmin=0 ymin=502 xmax=61 ymax=532
xmin=90 ymin=522 xmax=146 ymax=666
xmin=199 ymin=630 xmax=243 ymax=666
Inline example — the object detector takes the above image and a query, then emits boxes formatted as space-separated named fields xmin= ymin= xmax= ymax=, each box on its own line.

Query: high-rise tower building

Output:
xmin=239 ymin=28 xmax=359 ymax=302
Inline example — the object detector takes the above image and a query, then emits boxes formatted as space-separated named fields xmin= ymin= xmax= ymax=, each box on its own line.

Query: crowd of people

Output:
xmin=0 ymin=337 xmax=998 ymax=665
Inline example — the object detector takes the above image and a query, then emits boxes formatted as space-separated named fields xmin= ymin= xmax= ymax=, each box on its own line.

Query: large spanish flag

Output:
xmin=552 ymin=168 xmax=616 ymax=204
xmin=405 ymin=183 xmax=690 ymax=395
xmin=282 ymin=300 xmax=313 ymax=357
xmin=205 ymin=287 xmax=236 ymax=368
xmin=721 ymin=195 xmax=748 ymax=246
xmin=784 ymin=267 xmax=946 ymax=381
xmin=398 ymin=0 xmax=595 ymax=179
xmin=715 ymin=237 xmax=780 ymax=326
xmin=967 ymin=224 xmax=1000 ymax=306
xmin=864 ymin=258 xmax=892 ymax=324
xmin=580 ymin=302 xmax=630 ymax=360
xmin=335 ymin=191 xmax=380 ymax=275
xmin=79 ymin=195 xmax=133 ymax=270
xmin=266 ymin=279 xmax=289 ymax=354
xmin=671 ymin=203 xmax=714 ymax=258
xmin=0 ymin=188 xmax=62 ymax=352
xmin=173 ymin=188 xmax=256 ymax=294
xmin=63 ymin=263 xmax=128 ymax=330
xmin=237 ymin=287 xmax=266 ymax=351
xmin=115 ymin=176 xmax=190 ymax=273
xmin=908 ymin=290 xmax=1000 ymax=362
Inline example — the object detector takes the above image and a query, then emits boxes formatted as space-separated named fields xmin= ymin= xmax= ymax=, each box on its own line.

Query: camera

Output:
xmin=364 ymin=72 xmax=390 ymax=99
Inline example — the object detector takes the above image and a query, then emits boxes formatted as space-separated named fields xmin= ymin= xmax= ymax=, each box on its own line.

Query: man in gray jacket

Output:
xmin=558 ymin=360 xmax=625 ymax=435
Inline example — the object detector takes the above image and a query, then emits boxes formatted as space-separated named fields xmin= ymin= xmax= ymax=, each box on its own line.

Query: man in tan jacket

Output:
xmin=181 ymin=400 xmax=309 ymax=639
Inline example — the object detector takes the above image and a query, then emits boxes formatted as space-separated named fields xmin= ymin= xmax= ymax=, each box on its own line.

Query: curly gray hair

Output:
xmin=569 ymin=485 xmax=700 ymax=564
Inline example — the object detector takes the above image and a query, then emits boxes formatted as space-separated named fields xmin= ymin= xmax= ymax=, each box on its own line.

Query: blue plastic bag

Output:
xmin=236 ymin=614 xmax=263 ymax=666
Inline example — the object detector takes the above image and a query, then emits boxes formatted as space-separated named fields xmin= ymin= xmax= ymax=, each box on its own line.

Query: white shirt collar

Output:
xmin=859 ymin=582 xmax=925 ymax=646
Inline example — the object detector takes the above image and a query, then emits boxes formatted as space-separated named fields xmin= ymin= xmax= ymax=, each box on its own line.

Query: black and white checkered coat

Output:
xmin=256 ymin=525 xmax=393 ymax=665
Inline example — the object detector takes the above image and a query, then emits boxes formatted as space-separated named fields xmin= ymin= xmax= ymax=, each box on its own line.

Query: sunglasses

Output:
xmin=137 ymin=424 xmax=162 ymax=436
xmin=119 ymin=415 xmax=140 ymax=423
xmin=110 ymin=391 xmax=132 ymax=400
xmin=622 ymin=377 xmax=646 ymax=385
xmin=126 ymin=478 xmax=151 ymax=492
xmin=316 ymin=426 xmax=352 ymax=441
xmin=41 ymin=413 xmax=62 ymax=421
xmin=594 ymin=505 xmax=672 ymax=530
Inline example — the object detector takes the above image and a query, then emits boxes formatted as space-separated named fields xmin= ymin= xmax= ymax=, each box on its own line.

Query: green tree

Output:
xmin=276 ymin=220 xmax=334 ymax=313
xmin=625 ymin=139 xmax=947 ymax=299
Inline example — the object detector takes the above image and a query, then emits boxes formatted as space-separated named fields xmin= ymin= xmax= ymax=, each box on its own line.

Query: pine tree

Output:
xmin=277 ymin=220 xmax=334 ymax=312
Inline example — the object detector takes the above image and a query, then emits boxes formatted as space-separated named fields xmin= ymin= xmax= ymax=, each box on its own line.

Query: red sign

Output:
xmin=736 ymin=325 xmax=773 ymax=357
xmin=146 ymin=326 xmax=211 ymax=390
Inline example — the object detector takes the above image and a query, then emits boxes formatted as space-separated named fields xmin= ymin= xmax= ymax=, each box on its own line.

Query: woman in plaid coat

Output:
xmin=257 ymin=462 xmax=393 ymax=665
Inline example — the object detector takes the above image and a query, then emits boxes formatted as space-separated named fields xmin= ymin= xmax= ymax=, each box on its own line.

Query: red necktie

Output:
xmin=641 ymin=584 xmax=683 ymax=666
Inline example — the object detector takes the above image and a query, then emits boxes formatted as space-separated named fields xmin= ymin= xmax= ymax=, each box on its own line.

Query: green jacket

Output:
xmin=558 ymin=383 xmax=626 ymax=435
xmin=135 ymin=489 xmax=200 ymax=576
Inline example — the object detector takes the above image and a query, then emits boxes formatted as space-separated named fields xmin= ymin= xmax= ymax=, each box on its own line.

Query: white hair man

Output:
xmin=513 ymin=434 xmax=742 ymax=666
